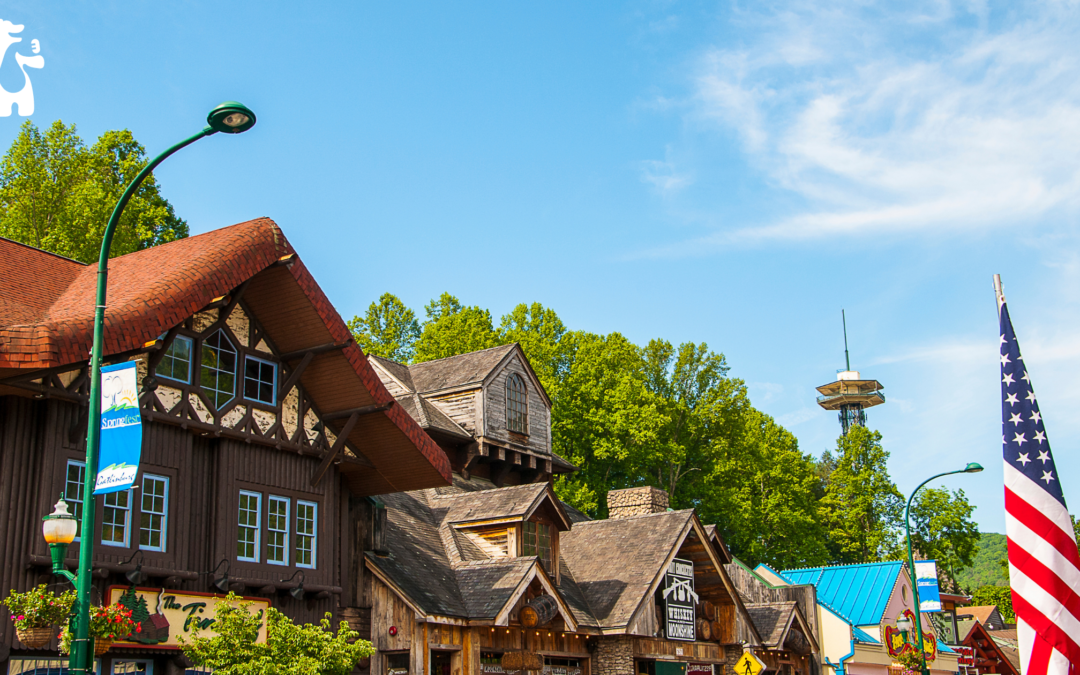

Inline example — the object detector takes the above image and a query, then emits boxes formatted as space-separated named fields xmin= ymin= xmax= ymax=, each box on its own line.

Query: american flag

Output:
xmin=1000 ymin=297 xmax=1080 ymax=675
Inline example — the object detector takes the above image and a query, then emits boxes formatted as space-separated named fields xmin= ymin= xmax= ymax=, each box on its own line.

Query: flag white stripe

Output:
xmin=1004 ymin=462 xmax=1074 ymax=538
xmin=1018 ymin=618 xmax=1035 ymax=673
xmin=1008 ymin=514 xmax=1080 ymax=590
xmin=1009 ymin=563 xmax=1080 ymax=643
xmin=1049 ymin=646 xmax=1071 ymax=675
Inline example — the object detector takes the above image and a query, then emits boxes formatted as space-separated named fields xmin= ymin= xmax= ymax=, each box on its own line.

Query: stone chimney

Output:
xmin=607 ymin=486 xmax=669 ymax=519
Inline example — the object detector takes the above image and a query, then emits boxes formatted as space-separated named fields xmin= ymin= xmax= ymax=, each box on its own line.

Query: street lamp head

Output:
xmin=207 ymin=101 xmax=257 ymax=134
xmin=42 ymin=495 xmax=78 ymax=545
xmin=964 ymin=462 xmax=984 ymax=473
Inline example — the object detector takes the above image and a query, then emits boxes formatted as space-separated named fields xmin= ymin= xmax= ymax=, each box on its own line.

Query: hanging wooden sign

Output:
xmin=106 ymin=586 xmax=269 ymax=650
xmin=662 ymin=558 xmax=697 ymax=641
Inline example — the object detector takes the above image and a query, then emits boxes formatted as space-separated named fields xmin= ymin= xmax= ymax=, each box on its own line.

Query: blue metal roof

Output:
xmin=852 ymin=626 xmax=880 ymax=644
xmin=781 ymin=561 xmax=904 ymax=626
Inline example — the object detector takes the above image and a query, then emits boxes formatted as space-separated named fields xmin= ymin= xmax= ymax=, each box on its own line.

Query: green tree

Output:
xmin=552 ymin=331 xmax=665 ymax=516
xmin=955 ymin=532 xmax=1009 ymax=589
xmin=0 ymin=120 xmax=188 ymax=262
xmin=412 ymin=292 xmax=500 ymax=363
xmin=180 ymin=593 xmax=372 ymax=675
xmin=699 ymin=409 xmax=831 ymax=568
xmin=820 ymin=427 xmax=904 ymax=563
xmin=347 ymin=292 xmax=421 ymax=362
xmin=969 ymin=585 xmax=1015 ymax=623
xmin=907 ymin=487 xmax=980 ymax=590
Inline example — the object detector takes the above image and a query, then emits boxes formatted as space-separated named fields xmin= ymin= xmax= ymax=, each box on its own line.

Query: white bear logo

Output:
xmin=0 ymin=18 xmax=45 ymax=117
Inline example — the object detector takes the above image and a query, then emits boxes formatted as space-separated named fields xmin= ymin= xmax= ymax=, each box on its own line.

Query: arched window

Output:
xmin=506 ymin=373 xmax=528 ymax=434
xmin=201 ymin=330 xmax=237 ymax=409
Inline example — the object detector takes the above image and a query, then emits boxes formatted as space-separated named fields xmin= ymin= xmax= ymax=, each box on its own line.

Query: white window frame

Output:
xmin=65 ymin=459 xmax=86 ymax=542
xmin=266 ymin=495 xmax=290 ymax=566
xmin=101 ymin=489 xmax=132 ymax=548
xmin=237 ymin=490 xmax=262 ymax=563
xmin=112 ymin=659 xmax=155 ymax=674
xmin=156 ymin=335 xmax=193 ymax=384
xmin=243 ymin=354 xmax=278 ymax=405
xmin=139 ymin=474 xmax=169 ymax=553
xmin=295 ymin=500 xmax=318 ymax=569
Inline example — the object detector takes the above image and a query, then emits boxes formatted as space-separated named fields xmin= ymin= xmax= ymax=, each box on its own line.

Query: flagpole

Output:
xmin=993 ymin=274 xmax=1005 ymax=317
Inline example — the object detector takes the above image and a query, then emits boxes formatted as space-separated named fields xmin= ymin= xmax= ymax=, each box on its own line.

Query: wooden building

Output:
xmin=359 ymin=350 xmax=823 ymax=675
xmin=0 ymin=220 xmax=452 ymax=675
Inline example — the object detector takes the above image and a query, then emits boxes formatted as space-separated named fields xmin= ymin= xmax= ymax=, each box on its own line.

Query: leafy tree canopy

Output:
xmin=955 ymin=532 xmax=1009 ymax=590
xmin=819 ymin=427 xmax=905 ymax=564
xmin=908 ymin=487 xmax=980 ymax=589
xmin=0 ymin=120 xmax=188 ymax=263
xmin=180 ymin=593 xmax=372 ymax=675
xmin=347 ymin=293 xmax=421 ymax=362
xmin=969 ymin=585 xmax=1015 ymax=623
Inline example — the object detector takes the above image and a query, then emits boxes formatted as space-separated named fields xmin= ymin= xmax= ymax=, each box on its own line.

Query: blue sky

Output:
xmin=3 ymin=0 xmax=1079 ymax=534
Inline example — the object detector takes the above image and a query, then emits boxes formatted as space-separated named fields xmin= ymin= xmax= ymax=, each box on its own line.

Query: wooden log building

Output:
xmin=0 ymin=220 xmax=452 ymax=675
xmin=357 ymin=349 xmax=825 ymax=675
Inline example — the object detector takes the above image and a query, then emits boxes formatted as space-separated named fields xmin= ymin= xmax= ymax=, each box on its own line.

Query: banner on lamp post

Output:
xmin=914 ymin=560 xmax=942 ymax=613
xmin=93 ymin=361 xmax=142 ymax=494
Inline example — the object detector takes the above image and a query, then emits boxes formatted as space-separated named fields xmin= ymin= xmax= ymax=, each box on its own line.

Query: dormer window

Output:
xmin=506 ymin=373 xmax=528 ymax=434
xmin=523 ymin=521 xmax=553 ymax=573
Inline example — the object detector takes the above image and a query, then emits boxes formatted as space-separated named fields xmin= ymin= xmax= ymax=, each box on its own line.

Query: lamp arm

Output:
xmin=904 ymin=467 xmax=965 ymax=675
xmin=72 ymin=125 xmax=214 ymax=675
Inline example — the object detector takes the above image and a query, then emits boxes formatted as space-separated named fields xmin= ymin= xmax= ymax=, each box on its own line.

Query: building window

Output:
xmin=296 ymin=500 xmax=317 ymax=568
xmin=201 ymin=330 xmax=237 ymax=409
xmin=65 ymin=460 xmax=85 ymax=540
xmin=244 ymin=356 xmax=277 ymax=405
xmin=237 ymin=491 xmax=261 ymax=562
xmin=506 ymin=373 xmax=528 ymax=434
xmin=102 ymin=490 xmax=131 ymax=547
xmin=267 ymin=496 xmax=290 ymax=566
xmin=522 ymin=521 xmax=552 ymax=573
xmin=139 ymin=475 xmax=169 ymax=552
xmin=156 ymin=335 xmax=193 ymax=383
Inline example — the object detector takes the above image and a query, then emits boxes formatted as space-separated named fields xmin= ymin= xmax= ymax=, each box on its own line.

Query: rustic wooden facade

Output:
xmin=0 ymin=221 xmax=452 ymax=675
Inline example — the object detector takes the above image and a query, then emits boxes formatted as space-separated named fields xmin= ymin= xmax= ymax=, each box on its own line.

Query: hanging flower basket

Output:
xmin=94 ymin=637 xmax=114 ymax=656
xmin=16 ymin=626 xmax=55 ymax=648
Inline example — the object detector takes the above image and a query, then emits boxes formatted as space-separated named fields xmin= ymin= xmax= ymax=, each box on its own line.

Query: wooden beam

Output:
xmin=462 ymin=444 xmax=482 ymax=480
xmin=310 ymin=412 xmax=360 ymax=487
xmin=322 ymin=402 xmax=392 ymax=422
xmin=493 ymin=461 xmax=512 ymax=488
xmin=278 ymin=351 xmax=314 ymax=397
xmin=146 ymin=325 xmax=181 ymax=374
xmin=279 ymin=340 xmax=350 ymax=362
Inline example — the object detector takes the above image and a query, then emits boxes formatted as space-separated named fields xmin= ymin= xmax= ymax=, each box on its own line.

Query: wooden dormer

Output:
xmin=369 ymin=344 xmax=576 ymax=486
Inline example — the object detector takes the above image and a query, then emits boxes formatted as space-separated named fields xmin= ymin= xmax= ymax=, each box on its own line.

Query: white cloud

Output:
xmin=661 ymin=0 xmax=1080 ymax=246
xmin=638 ymin=146 xmax=692 ymax=194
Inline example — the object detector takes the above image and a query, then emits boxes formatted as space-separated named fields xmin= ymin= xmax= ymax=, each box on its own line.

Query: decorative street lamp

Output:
xmin=66 ymin=101 xmax=256 ymax=675
xmin=904 ymin=462 xmax=983 ymax=675
xmin=42 ymin=496 xmax=78 ymax=583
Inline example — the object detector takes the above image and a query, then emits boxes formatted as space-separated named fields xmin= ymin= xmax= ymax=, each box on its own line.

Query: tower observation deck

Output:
xmin=817 ymin=311 xmax=884 ymax=434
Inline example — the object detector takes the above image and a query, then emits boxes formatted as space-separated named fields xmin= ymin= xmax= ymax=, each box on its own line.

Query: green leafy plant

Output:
xmin=895 ymin=648 xmax=925 ymax=674
xmin=180 ymin=593 xmax=373 ymax=675
xmin=58 ymin=603 xmax=139 ymax=654
xmin=3 ymin=585 xmax=76 ymax=629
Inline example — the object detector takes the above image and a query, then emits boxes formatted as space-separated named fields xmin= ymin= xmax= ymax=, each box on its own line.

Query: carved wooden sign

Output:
xmin=107 ymin=585 xmax=269 ymax=649
xmin=662 ymin=558 xmax=697 ymax=641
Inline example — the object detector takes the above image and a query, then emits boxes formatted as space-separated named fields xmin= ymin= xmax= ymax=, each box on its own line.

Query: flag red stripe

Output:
xmin=1008 ymin=541 xmax=1080 ymax=630
xmin=1012 ymin=592 xmax=1080 ymax=667
xmin=1029 ymin=631 xmax=1053 ymax=675
xmin=1006 ymin=488 xmax=1080 ymax=567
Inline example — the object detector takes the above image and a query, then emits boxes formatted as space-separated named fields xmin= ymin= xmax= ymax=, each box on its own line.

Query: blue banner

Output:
xmin=94 ymin=361 xmax=143 ymax=494
xmin=914 ymin=560 xmax=942 ymax=613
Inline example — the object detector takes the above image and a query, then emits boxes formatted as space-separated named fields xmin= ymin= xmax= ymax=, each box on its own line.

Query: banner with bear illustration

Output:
xmin=93 ymin=361 xmax=143 ymax=494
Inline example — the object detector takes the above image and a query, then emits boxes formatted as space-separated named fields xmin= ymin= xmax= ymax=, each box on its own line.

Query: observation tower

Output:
xmin=816 ymin=311 xmax=884 ymax=434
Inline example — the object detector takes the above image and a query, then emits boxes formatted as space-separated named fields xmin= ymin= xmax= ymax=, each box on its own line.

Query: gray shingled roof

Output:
xmin=408 ymin=344 xmax=516 ymax=393
xmin=430 ymin=483 xmax=550 ymax=525
xmin=560 ymin=510 xmax=695 ymax=629
xmin=745 ymin=602 xmax=797 ymax=647
xmin=368 ymin=354 xmax=416 ymax=391
xmin=455 ymin=558 xmax=538 ymax=618
xmin=395 ymin=393 xmax=473 ymax=440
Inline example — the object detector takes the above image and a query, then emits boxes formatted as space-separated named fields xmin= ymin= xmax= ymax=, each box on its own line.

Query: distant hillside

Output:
xmin=955 ymin=532 xmax=1009 ymax=590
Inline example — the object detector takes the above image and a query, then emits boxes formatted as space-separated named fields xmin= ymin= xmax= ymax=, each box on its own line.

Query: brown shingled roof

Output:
xmin=0 ymin=219 xmax=452 ymax=495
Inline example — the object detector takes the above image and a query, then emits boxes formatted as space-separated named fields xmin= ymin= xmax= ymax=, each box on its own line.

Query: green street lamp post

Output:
xmin=52 ymin=102 xmax=256 ymax=675
xmin=903 ymin=462 xmax=983 ymax=675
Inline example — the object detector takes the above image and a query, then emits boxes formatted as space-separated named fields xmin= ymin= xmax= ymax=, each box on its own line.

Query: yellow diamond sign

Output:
xmin=733 ymin=651 xmax=766 ymax=675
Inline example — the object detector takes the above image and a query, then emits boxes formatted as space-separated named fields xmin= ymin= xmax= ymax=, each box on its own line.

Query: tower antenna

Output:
xmin=842 ymin=310 xmax=850 ymax=372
